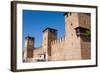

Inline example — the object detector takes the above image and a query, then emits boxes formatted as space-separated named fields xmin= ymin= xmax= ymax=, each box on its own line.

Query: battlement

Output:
xmin=51 ymin=37 xmax=65 ymax=45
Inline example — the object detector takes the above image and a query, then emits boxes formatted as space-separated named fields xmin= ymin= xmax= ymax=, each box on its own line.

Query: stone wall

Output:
xmin=78 ymin=13 xmax=91 ymax=29
xmin=50 ymin=37 xmax=65 ymax=61
xmin=80 ymin=36 xmax=91 ymax=59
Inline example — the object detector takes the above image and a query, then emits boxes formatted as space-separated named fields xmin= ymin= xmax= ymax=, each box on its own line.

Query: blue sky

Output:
xmin=23 ymin=10 xmax=65 ymax=48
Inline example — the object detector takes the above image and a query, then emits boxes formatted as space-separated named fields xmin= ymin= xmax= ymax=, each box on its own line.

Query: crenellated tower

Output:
xmin=42 ymin=28 xmax=57 ymax=61
xmin=23 ymin=36 xmax=35 ymax=62
xmin=64 ymin=12 xmax=91 ymax=59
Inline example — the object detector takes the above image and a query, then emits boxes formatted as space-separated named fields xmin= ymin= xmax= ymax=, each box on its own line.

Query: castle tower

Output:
xmin=75 ymin=13 xmax=91 ymax=59
xmin=64 ymin=12 xmax=91 ymax=60
xmin=42 ymin=28 xmax=57 ymax=61
xmin=25 ymin=36 xmax=34 ymax=49
xmin=23 ymin=36 xmax=35 ymax=62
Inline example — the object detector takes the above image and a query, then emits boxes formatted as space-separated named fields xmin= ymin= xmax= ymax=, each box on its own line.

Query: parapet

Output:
xmin=51 ymin=37 xmax=65 ymax=45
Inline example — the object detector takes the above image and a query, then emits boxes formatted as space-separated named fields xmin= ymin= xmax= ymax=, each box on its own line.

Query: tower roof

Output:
xmin=25 ymin=36 xmax=34 ymax=40
xmin=63 ymin=12 xmax=69 ymax=16
xmin=42 ymin=27 xmax=58 ymax=32
xmin=75 ymin=26 xmax=90 ymax=30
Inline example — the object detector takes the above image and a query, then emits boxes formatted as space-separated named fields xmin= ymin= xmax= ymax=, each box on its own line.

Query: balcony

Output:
xmin=75 ymin=27 xmax=90 ymax=37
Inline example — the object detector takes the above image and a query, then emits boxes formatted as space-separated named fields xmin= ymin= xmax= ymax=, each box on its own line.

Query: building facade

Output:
xmin=23 ymin=12 xmax=91 ymax=62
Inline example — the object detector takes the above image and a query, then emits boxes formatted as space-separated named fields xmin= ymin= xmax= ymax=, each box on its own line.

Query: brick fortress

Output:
xmin=23 ymin=12 xmax=91 ymax=62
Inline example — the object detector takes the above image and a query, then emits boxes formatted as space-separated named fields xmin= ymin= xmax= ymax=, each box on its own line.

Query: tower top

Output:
xmin=25 ymin=36 xmax=34 ymax=40
xmin=64 ymin=12 xmax=72 ymax=15
xmin=64 ymin=12 xmax=69 ymax=16
xmin=42 ymin=27 xmax=58 ymax=32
